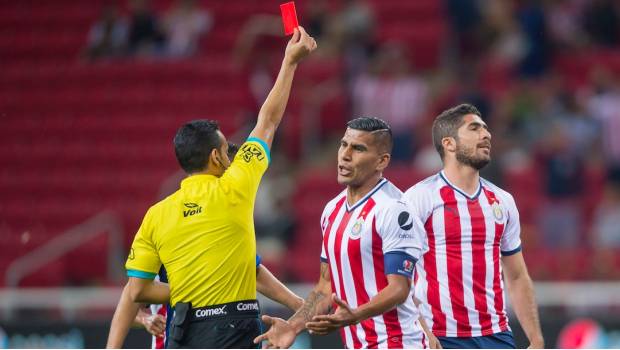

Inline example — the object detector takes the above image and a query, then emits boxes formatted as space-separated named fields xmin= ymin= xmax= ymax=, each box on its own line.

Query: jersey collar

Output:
xmin=345 ymin=178 xmax=388 ymax=212
xmin=181 ymin=174 xmax=218 ymax=187
xmin=439 ymin=170 xmax=482 ymax=200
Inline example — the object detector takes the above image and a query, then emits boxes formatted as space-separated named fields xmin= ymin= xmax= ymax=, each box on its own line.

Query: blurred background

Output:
xmin=1 ymin=0 xmax=620 ymax=348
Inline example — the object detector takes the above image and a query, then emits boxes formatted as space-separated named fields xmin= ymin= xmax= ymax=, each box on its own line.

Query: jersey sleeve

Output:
xmin=256 ymin=255 xmax=262 ymax=267
xmin=375 ymin=200 xmax=424 ymax=279
xmin=403 ymin=184 xmax=434 ymax=255
xmin=319 ymin=205 xmax=330 ymax=263
xmin=125 ymin=208 xmax=161 ymax=279
xmin=500 ymin=193 xmax=522 ymax=255
xmin=220 ymin=137 xmax=270 ymax=202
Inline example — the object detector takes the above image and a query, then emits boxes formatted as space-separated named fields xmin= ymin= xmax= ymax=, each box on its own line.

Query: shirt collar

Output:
xmin=180 ymin=174 xmax=217 ymax=188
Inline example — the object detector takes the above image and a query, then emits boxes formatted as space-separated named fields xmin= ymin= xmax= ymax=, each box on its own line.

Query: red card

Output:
xmin=280 ymin=2 xmax=299 ymax=36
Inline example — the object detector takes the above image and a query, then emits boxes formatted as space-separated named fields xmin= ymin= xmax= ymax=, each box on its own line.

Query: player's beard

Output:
xmin=455 ymin=142 xmax=490 ymax=170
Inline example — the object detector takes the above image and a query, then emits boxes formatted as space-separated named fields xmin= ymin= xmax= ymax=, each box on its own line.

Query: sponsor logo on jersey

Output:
xmin=183 ymin=202 xmax=202 ymax=217
xmin=398 ymin=211 xmax=413 ymax=230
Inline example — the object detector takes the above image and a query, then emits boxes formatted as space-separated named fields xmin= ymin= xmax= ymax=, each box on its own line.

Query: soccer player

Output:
xmin=255 ymin=117 xmax=427 ymax=349
xmin=403 ymin=104 xmax=544 ymax=349
xmin=123 ymin=27 xmax=316 ymax=348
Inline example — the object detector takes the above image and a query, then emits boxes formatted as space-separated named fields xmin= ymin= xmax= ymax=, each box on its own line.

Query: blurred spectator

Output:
xmin=352 ymin=42 xmax=428 ymax=162
xmin=591 ymin=183 xmax=620 ymax=248
xmin=551 ymin=93 xmax=600 ymax=158
xmin=479 ymin=0 xmax=527 ymax=68
xmin=127 ymin=0 xmax=166 ymax=56
xmin=335 ymin=0 xmax=376 ymax=84
xmin=536 ymin=121 xmax=585 ymax=248
xmin=83 ymin=5 xmax=128 ymax=60
xmin=582 ymin=0 xmax=620 ymax=47
xmin=254 ymin=154 xmax=296 ymax=263
xmin=305 ymin=0 xmax=331 ymax=43
xmin=587 ymin=70 xmax=620 ymax=182
xmin=546 ymin=0 xmax=587 ymax=51
xmin=590 ymin=182 xmax=620 ymax=279
xmin=162 ymin=0 xmax=212 ymax=57
xmin=444 ymin=0 xmax=483 ymax=64
xmin=516 ymin=0 xmax=551 ymax=77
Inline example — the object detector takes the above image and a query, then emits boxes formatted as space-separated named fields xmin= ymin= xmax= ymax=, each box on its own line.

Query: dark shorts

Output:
xmin=167 ymin=300 xmax=261 ymax=349
xmin=438 ymin=331 xmax=515 ymax=349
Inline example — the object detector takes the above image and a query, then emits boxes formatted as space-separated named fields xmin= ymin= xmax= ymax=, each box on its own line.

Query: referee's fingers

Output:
xmin=254 ymin=333 xmax=268 ymax=344
xmin=261 ymin=315 xmax=274 ymax=325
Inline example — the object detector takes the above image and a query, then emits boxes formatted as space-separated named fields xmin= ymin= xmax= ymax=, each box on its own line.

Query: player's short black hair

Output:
xmin=347 ymin=117 xmax=393 ymax=154
xmin=432 ymin=103 xmax=481 ymax=159
xmin=173 ymin=120 xmax=222 ymax=174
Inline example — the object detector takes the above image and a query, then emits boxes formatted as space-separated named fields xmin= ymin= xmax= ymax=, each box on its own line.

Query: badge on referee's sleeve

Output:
xmin=241 ymin=144 xmax=265 ymax=163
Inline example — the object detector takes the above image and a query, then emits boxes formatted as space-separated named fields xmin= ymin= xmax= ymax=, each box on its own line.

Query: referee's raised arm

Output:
xmin=248 ymin=26 xmax=317 ymax=149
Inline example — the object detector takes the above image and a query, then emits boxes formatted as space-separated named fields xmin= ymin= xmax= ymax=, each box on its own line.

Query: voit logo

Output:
xmin=183 ymin=202 xmax=203 ymax=217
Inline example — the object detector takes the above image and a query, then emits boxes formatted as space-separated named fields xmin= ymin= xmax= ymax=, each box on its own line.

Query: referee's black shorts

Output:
xmin=167 ymin=300 xmax=261 ymax=349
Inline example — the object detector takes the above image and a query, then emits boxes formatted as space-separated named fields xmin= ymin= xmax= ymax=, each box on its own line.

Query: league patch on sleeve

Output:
xmin=241 ymin=144 xmax=265 ymax=163
xmin=403 ymin=259 xmax=414 ymax=273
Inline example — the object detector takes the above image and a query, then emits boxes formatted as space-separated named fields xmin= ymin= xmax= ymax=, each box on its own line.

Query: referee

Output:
xmin=124 ymin=27 xmax=316 ymax=348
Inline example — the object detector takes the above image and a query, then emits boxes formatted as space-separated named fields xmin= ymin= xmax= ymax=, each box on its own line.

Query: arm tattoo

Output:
xmin=290 ymin=263 xmax=331 ymax=323
xmin=291 ymin=290 xmax=326 ymax=323
xmin=320 ymin=263 xmax=330 ymax=281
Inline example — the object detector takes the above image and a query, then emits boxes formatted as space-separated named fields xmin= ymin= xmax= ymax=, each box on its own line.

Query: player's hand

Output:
xmin=427 ymin=332 xmax=443 ymax=349
xmin=306 ymin=294 xmax=358 ymax=335
xmin=284 ymin=26 xmax=317 ymax=66
xmin=254 ymin=315 xmax=297 ymax=349
xmin=143 ymin=314 xmax=166 ymax=338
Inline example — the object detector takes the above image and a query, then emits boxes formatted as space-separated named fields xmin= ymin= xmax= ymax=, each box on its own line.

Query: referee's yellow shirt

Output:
xmin=125 ymin=137 xmax=270 ymax=308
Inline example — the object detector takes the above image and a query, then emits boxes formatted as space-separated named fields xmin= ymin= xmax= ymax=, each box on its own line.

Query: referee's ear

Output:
xmin=209 ymin=148 xmax=228 ymax=175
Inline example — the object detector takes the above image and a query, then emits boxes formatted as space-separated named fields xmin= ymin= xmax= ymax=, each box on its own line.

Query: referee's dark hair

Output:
xmin=347 ymin=117 xmax=393 ymax=154
xmin=174 ymin=119 xmax=222 ymax=174
xmin=227 ymin=142 xmax=239 ymax=160
xmin=432 ymin=103 xmax=481 ymax=160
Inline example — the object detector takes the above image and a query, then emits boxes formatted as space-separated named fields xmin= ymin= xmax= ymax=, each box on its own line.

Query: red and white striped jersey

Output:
xmin=320 ymin=178 xmax=427 ymax=349
xmin=149 ymin=304 xmax=167 ymax=349
xmin=150 ymin=273 xmax=170 ymax=349
xmin=403 ymin=171 xmax=522 ymax=338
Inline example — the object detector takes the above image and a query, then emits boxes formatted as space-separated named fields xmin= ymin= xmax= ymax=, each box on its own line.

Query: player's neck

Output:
xmin=442 ymin=162 xmax=480 ymax=196
xmin=346 ymin=176 xmax=382 ymax=207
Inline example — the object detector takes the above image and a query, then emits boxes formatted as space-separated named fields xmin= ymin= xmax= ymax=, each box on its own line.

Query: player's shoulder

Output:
xmin=375 ymin=178 xmax=403 ymax=202
xmin=366 ymin=179 xmax=405 ymax=212
xmin=480 ymin=177 xmax=515 ymax=204
xmin=373 ymin=180 xmax=409 ymax=215
xmin=403 ymin=173 xmax=441 ymax=198
xmin=322 ymin=188 xmax=348 ymax=217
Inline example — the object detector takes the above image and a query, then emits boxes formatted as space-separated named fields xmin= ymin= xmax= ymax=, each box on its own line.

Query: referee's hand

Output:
xmin=254 ymin=315 xmax=296 ymax=349
xmin=284 ymin=26 xmax=317 ymax=66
